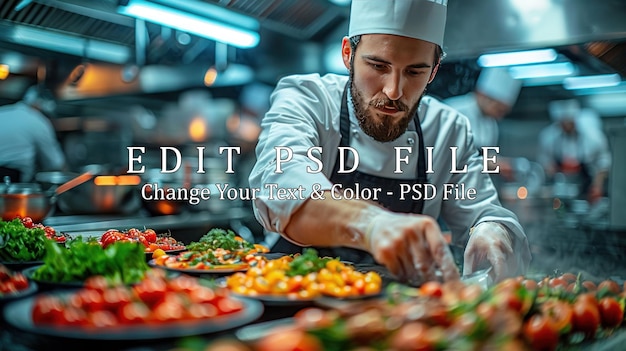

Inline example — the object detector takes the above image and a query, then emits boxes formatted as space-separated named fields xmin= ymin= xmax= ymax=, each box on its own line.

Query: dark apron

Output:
xmin=553 ymin=136 xmax=592 ymax=199
xmin=272 ymin=84 xmax=428 ymax=264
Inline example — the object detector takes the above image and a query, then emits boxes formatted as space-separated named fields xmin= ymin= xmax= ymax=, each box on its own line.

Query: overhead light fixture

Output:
xmin=509 ymin=62 xmax=576 ymax=79
xmin=118 ymin=0 xmax=260 ymax=49
xmin=477 ymin=49 xmax=558 ymax=67
xmin=563 ymin=73 xmax=621 ymax=90
xmin=0 ymin=64 xmax=9 ymax=80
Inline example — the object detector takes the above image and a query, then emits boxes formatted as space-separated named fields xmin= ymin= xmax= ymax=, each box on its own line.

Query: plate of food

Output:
xmin=1 ymin=264 xmax=38 ymax=304
xmin=148 ymin=259 xmax=250 ymax=276
xmin=21 ymin=265 xmax=86 ymax=291
xmin=219 ymin=249 xmax=384 ymax=306
xmin=2 ymin=284 xmax=264 ymax=340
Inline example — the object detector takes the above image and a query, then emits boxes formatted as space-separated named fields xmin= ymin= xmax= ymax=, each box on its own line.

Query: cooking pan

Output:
xmin=0 ymin=172 xmax=93 ymax=223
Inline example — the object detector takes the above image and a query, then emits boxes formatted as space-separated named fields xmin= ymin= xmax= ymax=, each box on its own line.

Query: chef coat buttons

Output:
xmin=407 ymin=137 xmax=415 ymax=145
xmin=352 ymin=129 xmax=360 ymax=139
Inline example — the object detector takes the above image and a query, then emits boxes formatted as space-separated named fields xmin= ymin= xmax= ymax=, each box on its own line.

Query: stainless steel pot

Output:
xmin=1 ymin=173 xmax=93 ymax=222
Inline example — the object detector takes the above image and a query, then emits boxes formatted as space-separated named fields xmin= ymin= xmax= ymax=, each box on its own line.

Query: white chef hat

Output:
xmin=348 ymin=0 xmax=448 ymax=48
xmin=548 ymin=99 xmax=581 ymax=121
xmin=475 ymin=68 xmax=522 ymax=106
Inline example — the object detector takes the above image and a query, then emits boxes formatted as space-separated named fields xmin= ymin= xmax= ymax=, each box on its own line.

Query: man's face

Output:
xmin=342 ymin=34 xmax=439 ymax=142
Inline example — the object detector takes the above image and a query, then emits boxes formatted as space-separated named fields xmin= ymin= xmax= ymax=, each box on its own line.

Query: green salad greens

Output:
xmin=0 ymin=219 xmax=48 ymax=262
xmin=186 ymin=228 xmax=254 ymax=252
xmin=286 ymin=248 xmax=335 ymax=277
xmin=32 ymin=238 xmax=149 ymax=285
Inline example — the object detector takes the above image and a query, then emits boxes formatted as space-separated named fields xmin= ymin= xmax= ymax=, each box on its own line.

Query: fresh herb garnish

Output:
xmin=286 ymin=249 xmax=335 ymax=277
xmin=0 ymin=219 xmax=48 ymax=262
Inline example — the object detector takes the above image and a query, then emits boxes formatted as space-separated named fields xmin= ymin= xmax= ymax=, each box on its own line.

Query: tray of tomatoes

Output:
xmin=98 ymin=228 xmax=186 ymax=257
xmin=2 ymin=269 xmax=263 ymax=340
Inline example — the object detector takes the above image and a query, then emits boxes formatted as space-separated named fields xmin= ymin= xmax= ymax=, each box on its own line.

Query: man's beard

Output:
xmin=349 ymin=71 xmax=422 ymax=142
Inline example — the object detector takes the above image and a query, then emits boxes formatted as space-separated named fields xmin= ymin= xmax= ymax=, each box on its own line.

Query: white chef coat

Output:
xmin=537 ymin=120 xmax=611 ymax=178
xmin=249 ymin=73 xmax=530 ymax=269
xmin=0 ymin=102 xmax=65 ymax=181
xmin=444 ymin=92 xmax=499 ymax=149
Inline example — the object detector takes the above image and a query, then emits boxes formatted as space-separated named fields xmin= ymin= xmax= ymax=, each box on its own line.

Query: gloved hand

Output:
xmin=463 ymin=222 xmax=516 ymax=283
xmin=361 ymin=209 xmax=460 ymax=285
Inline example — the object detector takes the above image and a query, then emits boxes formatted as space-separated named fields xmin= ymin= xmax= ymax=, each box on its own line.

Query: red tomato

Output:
xmin=143 ymin=229 xmax=157 ymax=243
xmin=151 ymin=297 xmax=185 ymax=323
xmin=186 ymin=303 xmax=218 ymax=320
xmin=560 ymin=273 xmax=577 ymax=283
xmin=598 ymin=297 xmax=624 ymax=329
xmin=523 ymin=314 xmax=559 ymax=351
xmin=598 ymin=280 xmax=621 ymax=295
xmin=58 ymin=307 xmax=89 ymax=326
xmin=582 ymin=281 xmax=597 ymax=292
xmin=84 ymin=276 xmax=110 ymax=292
xmin=0 ymin=281 xmax=16 ymax=294
xmin=89 ymin=310 xmax=118 ymax=328
xmin=21 ymin=217 xmax=34 ymax=228
xmin=167 ymin=275 xmax=199 ymax=294
xmin=256 ymin=329 xmax=324 ymax=351
xmin=10 ymin=273 xmax=29 ymax=290
xmin=118 ymin=302 xmax=151 ymax=324
xmin=419 ymin=281 xmax=443 ymax=298
xmin=32 ymin=295 xmax=65 ymax=325
xmin=126 ymin=228 xmax=142 ymax=239
xmin=548 ymin=277 xmax=568 ymax=291
xmin=188 ymin=286 xmax=217 ymax=304
xmin=540 ymin=299 xmax=574 ymax=334
xmin=571 ymin=299 xmax=601 ymax=338
xmin=390 ymin=322 xmax=439 ymax=351
xmin=101 ymin=287 xmax=132 ymax=313
xmin=133 ymin=277 xmax=168 ymax=307
xmin=76 ymin=289 xmax=105 ymax=312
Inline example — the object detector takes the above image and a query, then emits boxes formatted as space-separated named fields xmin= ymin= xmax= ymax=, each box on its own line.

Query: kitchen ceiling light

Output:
xmin=118 ymin=0 xmax=260 ymax=49
xmin=477 ymin=49 xmax=557 ymax=67
xmin=563 ymin=73 xmax=622 ymax=90
xmin=508 ymin=62 xmax=576 ymax=80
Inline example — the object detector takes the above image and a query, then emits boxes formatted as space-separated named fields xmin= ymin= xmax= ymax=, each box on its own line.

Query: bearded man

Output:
xmin=248 ymin=0 xmax=530 ymax=284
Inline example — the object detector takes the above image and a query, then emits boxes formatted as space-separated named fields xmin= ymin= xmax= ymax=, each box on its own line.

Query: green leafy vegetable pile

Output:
xmin=286 ymin=248 xmax=335 ymax=277
xmin=32 ymin=238 xmax=149 ymax=285
xmin=0 ymin=219 xmax=48 ymax=262
xmin=186 ymin=228 xmax=254 ymax=252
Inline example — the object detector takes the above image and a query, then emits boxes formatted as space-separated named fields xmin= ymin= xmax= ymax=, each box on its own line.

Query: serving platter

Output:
xmin=0 ymin=281 xmax=38 ymax=304
xmin=3 ymin=293 xmax=263 ymax=341
xmin=148 ymin=259 xmax=249 ymax=276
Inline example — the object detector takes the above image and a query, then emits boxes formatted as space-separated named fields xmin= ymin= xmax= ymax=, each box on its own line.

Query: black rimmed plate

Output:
xmin=2 ymin=293 xmax=263 ymax=341
xmin=147 ymin=259 xmax=249 ymax=277
xmin=0 ymin=260 xmax=45 ymax=271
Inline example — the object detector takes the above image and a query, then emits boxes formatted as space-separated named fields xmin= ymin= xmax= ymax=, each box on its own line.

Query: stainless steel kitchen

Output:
xmin=1 ymin=1 xmax=626 ymax=350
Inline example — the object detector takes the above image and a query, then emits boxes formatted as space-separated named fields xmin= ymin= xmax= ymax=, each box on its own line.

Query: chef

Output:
xmin=538 ymin=99 xmax=611 ymax=203
xmin=0 ymin=85 xmax=66 ymax=182
xmin=444 ymin=67 xmax=522 ymax=177
xmin=249 ymin=0 xmax=531 ymax=284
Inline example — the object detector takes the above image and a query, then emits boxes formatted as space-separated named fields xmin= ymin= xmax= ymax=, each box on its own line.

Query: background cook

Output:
xmin=249 ymin=0 xmax=531 ymax=284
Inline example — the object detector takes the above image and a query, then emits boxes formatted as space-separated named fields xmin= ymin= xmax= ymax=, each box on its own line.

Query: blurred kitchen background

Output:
xmin=1 ymin=0 xmax=625 ymax=277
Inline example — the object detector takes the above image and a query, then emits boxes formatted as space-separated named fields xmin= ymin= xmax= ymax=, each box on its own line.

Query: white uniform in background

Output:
xmin=445 ymin=68 xmax=522 ymax=149
xmin=0 ymin=102 xmax=65 ymax=182
xmin=538 ymin=101 xmax=611 ymax=179
xmin=249 ymin=73 xmax=531 ymax=269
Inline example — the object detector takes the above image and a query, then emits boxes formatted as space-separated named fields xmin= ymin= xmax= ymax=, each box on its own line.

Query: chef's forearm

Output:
xmin=284 ymin=191 xmax=385 ymax=251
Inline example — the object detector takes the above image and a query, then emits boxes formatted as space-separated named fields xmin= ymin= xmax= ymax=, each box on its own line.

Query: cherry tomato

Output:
xmin=133 ymin=277 xmax=168 ymax=307
xmin=21 ymin=217 xmax=34 ymax=228
xmin=32 ymin=295 xmax=65 ymax=325
xmin=58 ymin=307 xmax=89 ymax=326
xmin=143 ymin=229 xmax=157 ymax=243
xmin=598 ymin=297 xmax=624 ymax=329
xmin=89 ymin=310 xmax=118 ymax=328
xmin=256 ymin=329 xmax=323 ymax=351
xmin=84 ymin=276 xmax=110 ymax=292
xmin=9 ymin=273 xmax=29 ymax=290
xmin=540 ymin=299 xmax=574 ymax=334
xmin=118 ymin=302 xmax=151 ymax=324
xmin=419 ymin=281 xmax=443 ymax=298
xmin=523 ymin=314 xmax=559 ymax=351
xmin=571 ymin=298 xmax=600 ymax=338
xmin=560 ymin=272 xmax=577 ymax=283
xmin=598 ymin=280 xmax=621 ymax=295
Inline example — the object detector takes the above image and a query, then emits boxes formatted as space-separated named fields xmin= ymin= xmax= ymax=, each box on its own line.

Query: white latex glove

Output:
xmin=463 ymin=222 xmax=516 ymax=283
xmin=360 ymin=208 xmax=461 ymax=285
